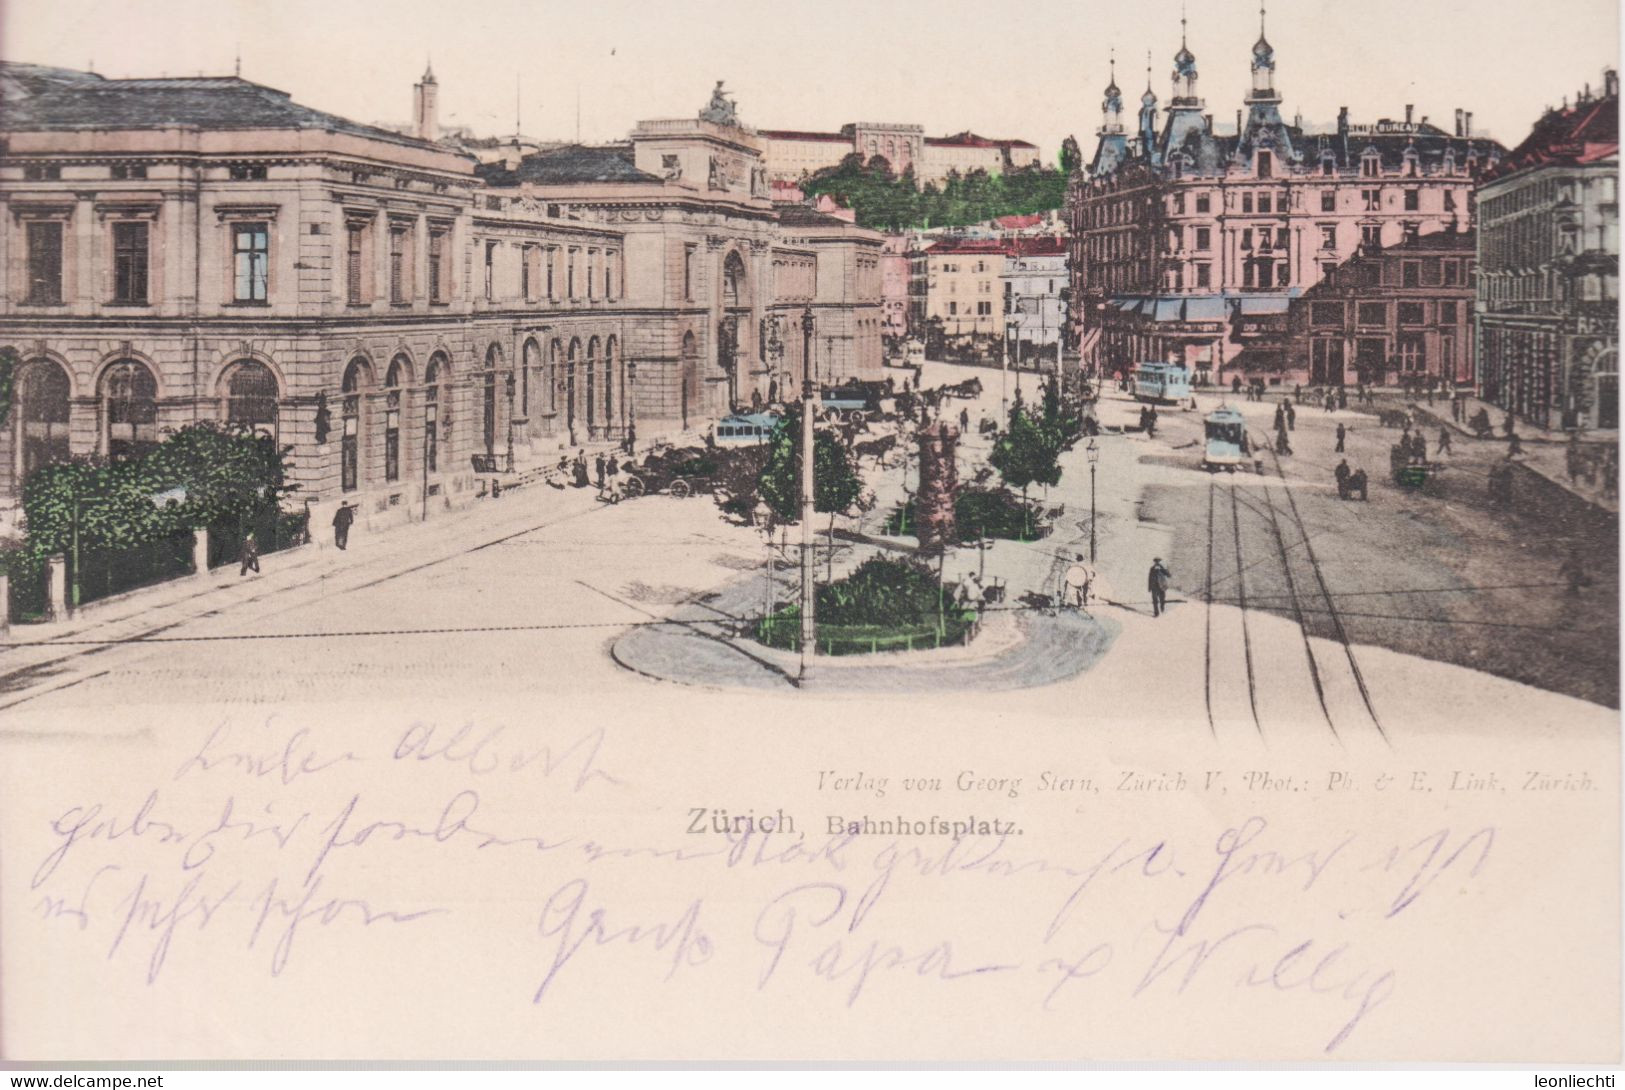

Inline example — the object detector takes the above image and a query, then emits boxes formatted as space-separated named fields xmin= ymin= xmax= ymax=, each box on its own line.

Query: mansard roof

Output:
xmin=0 ymin=62 xmax=445 ymax=151
xmin=477 ymin=144 xmax=660 ymax=186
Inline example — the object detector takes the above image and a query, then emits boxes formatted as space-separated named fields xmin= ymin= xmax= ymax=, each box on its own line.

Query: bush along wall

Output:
xmin=10 ymin=423 xmax=298 ymax=617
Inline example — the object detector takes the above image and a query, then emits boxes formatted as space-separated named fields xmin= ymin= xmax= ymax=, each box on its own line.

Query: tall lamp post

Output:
xmin=799 ymin=305 xmax=817 ymax=680
xmin=1004 ymin=316 xmax=1020 ymax=425
xmin=1087 ymin=437 xmax=1100 ymax=565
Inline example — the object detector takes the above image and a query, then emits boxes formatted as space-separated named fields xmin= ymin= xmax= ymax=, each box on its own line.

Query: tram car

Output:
xmin=1202 ymin=406 xmax=1251 ymax=472
xmin=713 ymin=412 xmax=780 ymax=447
xmin=1132 ymin=361 xmax=1193 ymax=405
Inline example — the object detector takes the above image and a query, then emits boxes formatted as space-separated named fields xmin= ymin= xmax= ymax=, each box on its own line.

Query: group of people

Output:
xmin=1137 ymin=404 xmax=1160 ymax=437
xmin=1333 ymin=459 xmax=1370 ymax=501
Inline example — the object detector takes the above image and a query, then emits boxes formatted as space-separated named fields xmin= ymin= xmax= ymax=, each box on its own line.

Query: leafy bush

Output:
xmin=754 ymin=555 xmax=978 ymax=655
xmin=885 ymin=486 xmax=1045 ymax=543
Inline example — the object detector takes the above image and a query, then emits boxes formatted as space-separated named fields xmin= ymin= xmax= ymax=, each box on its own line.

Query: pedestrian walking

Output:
xmin=1285 ymin=400 xmax=1296 ymax=430
xmin=1437 ymin=428 xmax=1453 ymax=457
xmin=1147 ymin=557 xmax=1172 ymax=617
xmin=1507 ymin=431 xmax=1524 ymax=458
xmin=332 ymin=502 xmax=355 ymax=551
xmin=1275 ymin=425 xmax=1292 ymax=455
xmin=238 ymin=531 xmax=260 ymax=576
xmin=1558 ymin=547 xmax=1590 ymax=598
xmin=607 ymin=454 xmax=620 ymax=479
xmin=573 ymin=451 xmax=590 ymax=488
xmin=1337 ymin=387 xmax=1348 ymax=410
xmin=1232 ymin=375 xmax=1243 ymax=396
xmin=595 ymin=453 xmax=607 ymax=489
xmin=960 ymin=407 xmax=970 ymax=431
xmin=1335 ymin=422 xmax=1346 ymax=453
xmin=1064 ymin=556 xmax=1093 ymax=610
xmin=1274 ymin=403 xmax=1285 ymax=432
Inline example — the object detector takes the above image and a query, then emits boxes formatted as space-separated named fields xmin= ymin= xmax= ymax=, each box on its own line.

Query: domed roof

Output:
xmin=1175 ymin=44 xmax=1196 ymax=68
xmin=1104 ymin=76 xmax=1121 ymax=99
xmin=1253 ymin=34 xmax=1273 ymax=59
xmin=1141 ymin=86 xmax=1158 ymax=107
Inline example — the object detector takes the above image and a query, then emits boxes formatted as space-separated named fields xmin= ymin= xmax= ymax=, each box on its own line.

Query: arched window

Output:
xmin=522 ymin=338 xmax=541 ymax=418
xmin=482 ymin=344 xmax=501 ymax=457
xmin=16 ymin=359 xmax=71 ymax=484
xmin=586 ymin=337 xmax=600 ymax=428
xmin=723 ymin=251 xmax=746 ymax=309
xmin=102 ymin=359 xmax=158 ymax=461
xmin=565 ymin=339 xmax=581 ymax=436
xmin=548 ymin=340 xmax=561 ymax=415
xmin=340 ymin=357 xmax=370 ymax=492
xmin=680 ymin=330 xmax=699 ymax=430
xmin=424 ymin=353 xmax=446 ymax=473
xmin=384 ymin=355 xmax=408 ymax=483
xmin=225 ymin=359 xmax=279 ymax=438
xmin=604 ymin=336 xmax=617 ymax=429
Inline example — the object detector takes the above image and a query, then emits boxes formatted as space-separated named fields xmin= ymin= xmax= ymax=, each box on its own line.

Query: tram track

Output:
xmin=1227 ymin=479 xmax=1264 ymax=739
xmin=1265 ymin=448 xmax=1388 ymax=743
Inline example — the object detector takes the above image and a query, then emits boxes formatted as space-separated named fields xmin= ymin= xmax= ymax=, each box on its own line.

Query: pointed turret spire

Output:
xmin=423 ymin=57 xmax=436 ymax=84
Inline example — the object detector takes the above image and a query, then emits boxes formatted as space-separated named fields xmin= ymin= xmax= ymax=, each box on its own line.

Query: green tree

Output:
xmin=988 ymin=398 xmax=1063 ymax=537
xmin=0 ymin=345 xmax=17 ymax=428
xmin=757 ymin=404 xmax=867 ymax=525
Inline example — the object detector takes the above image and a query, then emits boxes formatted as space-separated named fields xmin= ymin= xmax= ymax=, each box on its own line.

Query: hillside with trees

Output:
xmin=800 ymin=153 xmax=1070 ymax=232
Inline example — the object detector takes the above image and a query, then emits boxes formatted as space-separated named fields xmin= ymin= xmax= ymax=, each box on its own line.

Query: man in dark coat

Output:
xmin=238 ymin=532 xmax=260 ymax=576
xmin=595 ymin=453 xmax=607 ymax=489
xmin=332 ymin=502 xmax=355 ymax=550
xmin=1285 ymin=400 xmax=1296 ymax=430
xmin=1335 ymin=422 xmax=1347 ymax=453
xmin=1335 ymin=459 xmax=1352 ymax=499
xmin=1147 ymin=558 xmax=1172 ymax=617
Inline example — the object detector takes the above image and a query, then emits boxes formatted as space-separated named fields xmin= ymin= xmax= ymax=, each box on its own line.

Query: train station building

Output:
xmin=0 ymin=63 xmax=884 ymax=537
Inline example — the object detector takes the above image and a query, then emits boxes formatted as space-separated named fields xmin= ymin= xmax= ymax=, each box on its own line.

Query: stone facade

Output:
xmin=0 ymin=63 xmax=884 ymax=536
xmin=1067 ymin=13 xmax=1505 ymax=384
xmin=1285 ymin=231 xmax=1478 ymax=388
xmin=1476 ymin=72 xmax=1619 ymax=432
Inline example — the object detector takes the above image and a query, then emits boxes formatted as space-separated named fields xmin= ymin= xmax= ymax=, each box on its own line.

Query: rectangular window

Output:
xmin=389 ymin=224 xmax=408 ymax=304
xmin=521 ymin=245 xmax=533 ymax=301
xmin=1440 ymin=301 xmax=1459 ymax=324
xmin=1321 ymin=190 xmax=1336 ymax=212
xmin=567 ymin=248 xmax=578 ymax=299
xmin=1363 ymin=189 xmax=1381 ymax=212
xmin=1195 ymin=227 xmax=1211 ymax=251
xmin=948 ymin=301 xmax=958 ymax=315
xmin=586 ymin=249 xmax=597 ymax=300
xmin=977 ymin=301 xmax=992 ymax=316
xmin=229 ymin=163 xmax=268 ymax=181
xmin=1242 ymin=193 xmax=1254 ymax=214
xmin=1195 ymin=262 xmax=1211 ymax=288
xmin=1311 ymin=302 xmax=1343 ymax=326
xmin=1361 ymin=224 xmax=1382 ymax=248
xmin=1404 ymin=189 xmax=1420 ymax=212
xmin=1277 ymin=262 xmax=1291 ymax=287
xmin=484 ymin=240 xmax=497 ymax=301
xmin=232 ymin=221 xmax=269 ymax=302
xmin=26 ymin=221 xmax=64 ymax=304
xmin=1444 ymin=190 xmax=1457 ymax=212
xmin=1241 ymin=228 xmax=1254 ymax=251
xmin=1173 ymin=194 xmax=1186 ymax=214
xmin=606 ymin=251 xmax=617 ymax=300
xmin=1402 ymin=262 xmax=1420 ymax=288
xmin=1403 ymin=223 xmax=1421 ymax=244
xmin=347 ymin=223 xmax=366 ymax=304
xmin=1320 ymin=224 xmax=1337 ymax=250
xmin=23 ymin=164 xmax=62 ymax=181
xmin=428 ymin=228 xmax=448 ymax=303
xmin=112 ymin=221 xmax=149 ymax=304
xmin=1259 ymin=193 xmax=1272 ymax=214
xmin=111 ymin=163 xmax=148 ymax=180
xmin=683 ymin=244 xmax=695 ymax=301
xmin=1398 ymin=333 xmax=1425 ymax=371
xmin=1399 ymin=301 xmax=1425 ymax=325
xmin=1195 ymin=194 xmax=1210 ymax=213
xmin=547 ymin=246 xmax=558 ymax=299
xmin=1443 ymin=260 xmax=1460 ymax=286
xmin=1357 ymin=302 xmax=1387 ymax=327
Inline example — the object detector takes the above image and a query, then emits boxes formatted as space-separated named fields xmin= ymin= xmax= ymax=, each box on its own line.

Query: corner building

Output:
xmin=1066 ymin=12 xmax=1505 ymax=386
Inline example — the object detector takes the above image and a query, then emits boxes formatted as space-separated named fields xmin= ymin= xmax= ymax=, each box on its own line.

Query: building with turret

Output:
xmin=1067 ymin=6 xmax=1506 ymax=387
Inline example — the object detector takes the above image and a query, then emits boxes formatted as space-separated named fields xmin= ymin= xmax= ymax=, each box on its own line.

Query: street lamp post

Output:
xmin=1087 ymin=437 xmax=1100 ymax=565
xmin=799 ymin=305 xmax=816 ymax=679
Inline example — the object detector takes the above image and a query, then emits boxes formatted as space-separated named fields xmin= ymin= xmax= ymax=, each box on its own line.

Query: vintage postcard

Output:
xmin=0 ymin=0 xmax=1619 ymax=1067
